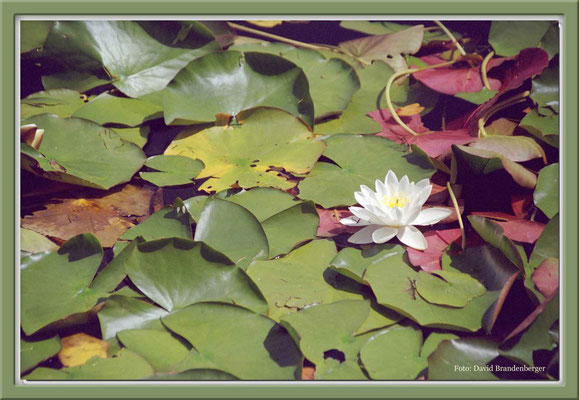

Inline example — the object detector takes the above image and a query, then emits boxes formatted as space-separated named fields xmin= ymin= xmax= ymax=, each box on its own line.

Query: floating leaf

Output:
xmin=539 ymin=23 xmax=559 ymax=59
xmin=42 ymin=21 xmax=219 ymax=97
xmin=58 ymin=333 xmax=110 ymax=367
xmin=339 ymin=25 xmax=424 ymax=72
xmin=280 ymin=300 xmax=371 ymax=365
xmin=21 ymin=89 xmax=86 ymax=119
xmin=340 ymin=21 xmax=460 ymax=44
xmin=163 ymin=303 xmax=302 ymax=380
xmin=530 ymin=65 xmax=559 ymax=113
xmin=194 ymin=197 xmax=269 ymax=269
xmin=489 ymin=21 xmax=551 ymax=56
xmin=22 ymin=115 xmax=146 ymax=190
xmin=529 ymin=214 xmax=559 ymax=270
xmin=122 ymin=238 xmax=267 ymax=314
xmin=21 ymin=21 xmax=53 ymax=53
xmin=117 ymin=329 xmax=190 ymax=372
xmin=22 ymin=184 xmax=154 ymax=248
xmin=230 ymin=42 xmax=360 ymax=118
xmin=501 ymin=293 xmax=558 ymax=366
xmin=316 ymin=208 xmax=359 ymax=237
xmin=298 ymin=135 xmax=435 ymax=208
xmin=468 ymin=215 xmax=524 ymax=271
xmin=72 ymin=93 xmax=163 ymax=127
xmin=532 ymin=258 xmax=559 ymax=298
xmin=20 ymin=228 xmax=58 ymax=254
xmin=162 ymin=51 xmax=314 ymax=126
xmin=120 ymin=203 xmax=192 ymax=242
xmin=469 ymin=135 xmax=546 ymax=163
xmin=223 ymin=187 xmax=301 ymax=221
xmin=165 ymin=108 xmax=324 ymax=193
xmin=139 ymin=155 xmax=204 ymax=187
xmin=359 ymin=326 xmax=426 ymax=380
xmin=428 ymin=338 xmax=499 ymax=380
xmin=364 ymin=251 xmax=496 ymax=331
xmin=314 ymin=61 xmax=407 ymax=135
xmin=520 ymin=108 xmax=559 ymax=148
xmin=415 ymin=270 xmax=486 ymax=308
xmin=314 ymin=359 xmax=368 ymax=380
xmin=534 ymin=163 xmax=559 ymax=219
xmin=407 ymin=229 xmax=462 ymax=272
xmin=261 ymin=201 xmax=319 ymax=257
xmin=21 ymin=337 xmax=62 ymax=373
xmin=21 ymin=234 xmax=106 ymax=335
xmin=247 ymin=240 xmax=360 ymax=321
xmin=98 ymin=295 xmax=168 ymax=340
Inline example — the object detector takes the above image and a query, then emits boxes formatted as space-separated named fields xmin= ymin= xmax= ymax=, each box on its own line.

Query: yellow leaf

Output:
xmin=247 ymin=21 xmax=283 ymax=28
xmin=58 ymin=333 xmax=110 ymax=367
xmin=396 ymin=103 xmax=424 ymax=117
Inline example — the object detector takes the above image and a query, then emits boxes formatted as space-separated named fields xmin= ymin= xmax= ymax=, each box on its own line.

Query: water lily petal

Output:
xmin=372 ymin=226 xmax=398 ymax=244
xmin=375 ymin=179 xmax=387 ymax=197
xmin=397 ymin=225 xmax=427 ymax=250
xmin=416 ymin=185 xmax=433 ymax=206
xmin=340 ymin=216 xmax=371 ymax=226
xmin=347 ymin=225 xmax=381 ymax=244
xmin=349 ymin=206 xmax=380 ymax=224
xmin=415 ymin=178 xmax=430 ymax=189
xmin=385 ymin=170 xmax=399 ymax=194
xmin=398 ymin=175 xmax=410 ymax=196
xmin=401 ymin=197 xmax=423 ymax=225
xmin=411 ymin=207 xmax=452 ymax=226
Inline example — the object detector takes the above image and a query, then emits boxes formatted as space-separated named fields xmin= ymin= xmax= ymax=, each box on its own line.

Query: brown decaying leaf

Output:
xmin=470 ymin=211 xmax=545 ymax=244
xmin=316 ymin=208 xmax=358 ymax=238
xmin=301 ymin=365 xmax=316 ymax=380
xmin=22 ymin=184 xmax=155 ymax=247
xmin=407 ymin=229 xmax=462 ymax=272
xmin=532 ymin=258 xmax=559 ymax=298
xmin=58 ymin=333 xmax=110 ymax=367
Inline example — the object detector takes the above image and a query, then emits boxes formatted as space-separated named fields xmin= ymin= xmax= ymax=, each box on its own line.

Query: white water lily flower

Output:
xmin=340 ymin=170 xmax=452 ymax=250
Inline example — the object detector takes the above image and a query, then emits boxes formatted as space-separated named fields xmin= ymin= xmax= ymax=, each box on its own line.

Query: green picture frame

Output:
xmin=1 ymin=1 xmax=577 ymax=398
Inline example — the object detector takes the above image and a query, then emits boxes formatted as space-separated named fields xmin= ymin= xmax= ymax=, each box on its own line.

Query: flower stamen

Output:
xmin=384 ymin=195 xmax=407 ymax=209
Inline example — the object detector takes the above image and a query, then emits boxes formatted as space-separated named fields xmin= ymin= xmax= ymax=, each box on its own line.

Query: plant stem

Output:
xmin=481 ymin=51 xmax=494 ymax=90
xmin=434 ymin=20 xmax=466 ymax=56
xmin=477 ymin=90 xmax=531 ymax=137
xmin=446 ymin=182 xmax=466 ymax=250
xmin=384 ymin=60 xmax=457 ymax=136
xmin=228 ymin=22 xmax=326 ymax=51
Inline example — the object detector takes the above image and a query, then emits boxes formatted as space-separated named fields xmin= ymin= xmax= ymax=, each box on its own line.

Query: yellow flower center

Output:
xmin=383 ymin=195 xmax=407 ymax=208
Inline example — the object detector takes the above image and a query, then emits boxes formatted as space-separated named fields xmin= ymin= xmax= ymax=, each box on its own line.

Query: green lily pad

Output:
xmin=455 ymin=88 xmax=499 ymax=105
xmin=122 ymin=238 xmax=267 ymax=314
xmin=469 ymin=135 xmax=546 ymax=163
xmin=21 ymin=234 xmax=107 ymax=335
xmin=21 ymin=337 xmax=62 ymax=373
xmin=112 ymin=126 xmax=150 ymax=148
xmin=98 ymin=295 xmax=169 ymax=340
xmin=165 ymin=108 xmax=325 ymax=193
xmin=91 ymin=239 xmax=144 ymax=293
xmin=359 ymin=325 xmax=426 ymax=380
xmin=364 ymin=251 xmax=497 ymax=331
xmin=468 ymin=215 xmax=525 ymax=271
xmin=72 ymin=93 xmax=163 ymax=126
xmin=330 ymin=243 xmax=406 ymax=285
xmin=247 ymin=240 xmax=361 ymax=321
xmin=194 ymin=197 xmax=269 ymax=269
xmin=117 ymin=329 xmax=190 ymax=372
xmin=223 ymin=187 xmax=301 ymax=221
xmin=162 ymin=50 xmax=314 ymax=126
xmin=66 ymin=349 xmax=155 ymax=380
xmin=520 ymin=108 xmax=559 ymax=148
xmin=530 ymin=65 xmax=559 ymax=113
xmin=20 ymin=228 xmax=58 ymax=253
xmin=261 ymin=201 xmax=319 ymax=257
xmin=534 ymin=163 xmax=559 ymax=219
xmin=41 ymin=20 xmax=219 ymax=97
xmin=22 ymin=115 xmax=146 ymax=190
xmin=489 ymin=21 xmax=551 ymax=56
xmin=539 ymin=23 xmax=559 ymax=59
xmin=21 ymin=21 xmax=53 ymax=53
xmin=314 ymin=61 xmax=407 ymax=135
xmin=230 ymin=42 xmax=360 ymax=119
xmin=529 ymin=214 xmax=559 ymax=271
xmin=162 ymin=303 xmax=302 ymax=380
xmin=280 ymin=300 xmax=371 ymax=365
xmin=22 ymin=367 xmax=70 ymax=381
xmin=140 ymin=155 xmax=204 ymax=187
xmin=415 ymin=270 xmax=487 ymax=308
xmin=501 ymin=293 xmax=559 ymax=366
xmin=120 ymin=203 xmax=192 ymax=242
xmin=21 ymin=89 xmax=86 ymax=119
xmin=298 ymin=135 xmax=435 ymax=208
xmin=420 ymin=332 xmax=459 ymax=360
xmin=428 ymin=338 xmax=499 ymax=380
xmin=355 ymin=304 xmax=403 ymax=335
xmin=314 ymin=359 xmax=368 ymax=380
xmin=146 ymin=369 xmax=239 ymax=380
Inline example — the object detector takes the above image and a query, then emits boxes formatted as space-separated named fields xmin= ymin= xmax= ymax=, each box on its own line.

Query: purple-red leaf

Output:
xmin=532 ymin=257 xmax=559 ymax=298
xmin=407 ymin=229 xmax=462 ymax=272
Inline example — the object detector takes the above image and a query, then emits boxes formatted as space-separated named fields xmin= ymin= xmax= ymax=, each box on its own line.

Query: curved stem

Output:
xmin=228 ymin=22 xmax=326 ymax=51
xmin=446 ymin=182 xmax=466 ymax=251
xmin=385 ymin=60 xmax=457 ymax=136
xmin=434 ymin=20 xmax=466 ymax=56
xmin=481 ymin=51 xmax=494 ymax=90
xmin=477 ymin=90 xmax=531 ymax=137
xmin=478 ymin=118 xmax=488 ymax=138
